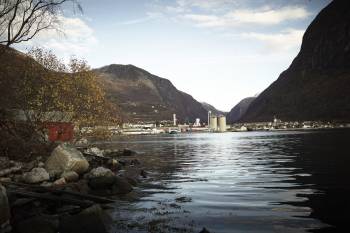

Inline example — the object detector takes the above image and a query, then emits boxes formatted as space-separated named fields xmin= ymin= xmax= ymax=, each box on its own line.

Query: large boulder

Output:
xmin=46 ymin=144 xmax=89 ymax=175
xmin=86 ymin=167 xmax=133 ymax=194
xmin=0 ymin=184 xmax=11 ymax=230
xmin=22 ymin=168 xmax=50 ymax=184
xmin=87 ymin=167 xmax=115 ymax=190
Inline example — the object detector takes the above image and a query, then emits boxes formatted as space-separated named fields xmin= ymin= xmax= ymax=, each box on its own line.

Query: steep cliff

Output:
xmin=240 ymin=0 xmax=350 ymax=122
xmin=227 ymin=97 xmax=255 ymax=123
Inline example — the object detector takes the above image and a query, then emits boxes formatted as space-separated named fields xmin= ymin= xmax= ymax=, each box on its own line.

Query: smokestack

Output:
xmin=208 ymin=111 xmax=211 ymax=126
xmin=173 ymin=114 xmax=177 ymax=126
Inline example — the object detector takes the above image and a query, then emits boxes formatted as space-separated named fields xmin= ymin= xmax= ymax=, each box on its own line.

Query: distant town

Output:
xmin=97 ymin=112 xmax=350 ymax=136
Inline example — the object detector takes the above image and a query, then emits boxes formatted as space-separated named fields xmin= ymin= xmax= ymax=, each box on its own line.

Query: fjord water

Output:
xmin=109 ymin=129 xmax=350 ymax=233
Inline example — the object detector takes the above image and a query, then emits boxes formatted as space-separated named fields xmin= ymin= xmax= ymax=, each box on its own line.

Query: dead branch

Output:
xmin=0 ymin=166 xmax=22 ymax=177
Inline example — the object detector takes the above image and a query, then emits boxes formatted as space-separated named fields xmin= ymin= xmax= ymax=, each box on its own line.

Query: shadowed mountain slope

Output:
xmin=227 ymin=97 xmax=256 ymax=123
xmin=240 ymin=0 xmax=350 ymax=122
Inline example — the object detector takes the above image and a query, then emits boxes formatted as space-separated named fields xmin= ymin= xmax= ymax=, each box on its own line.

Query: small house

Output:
xmin=13 ymin=110 xmax=74 ymax=142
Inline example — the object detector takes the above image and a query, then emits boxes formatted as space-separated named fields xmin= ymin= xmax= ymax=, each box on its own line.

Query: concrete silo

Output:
xmin=209 ymin=116 xmax=218 ymax=131
xmin=218 ymin=116 xmax=227 ymax=132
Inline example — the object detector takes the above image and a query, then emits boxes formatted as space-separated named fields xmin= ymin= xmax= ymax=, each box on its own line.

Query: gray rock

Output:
xmin=75 ymin=137 xmax=89 ymax=146
xmin=121 ymin=167 xmax=142 ymax=180
xmin=23 ymin=168 xmax=50 ymax=184
xmin=111 ymin=176 xmax=133 ymax=195
xmin=53 ymin=177 xmax=66 ymax=186
xmin=86 ymin=168 xmax=133 ymax=194
xmin=0 ymin=185 xmax=11 ymax=230
xmin=40 ymin=181 xmax=53 ymax=188
xmin=61 ymin=171 xmax=79 ymax=183
xmin=107 ymin=159 xmax=122 ymax=171
xmin=59 ymin=204 xmax=109 ymax=233
xmin=123 ymin=148 xmax=137 ymax=156
xmin=45 ymin=144 xmax=89 ymax=175
xmin=87 ymin=167 xmax=116 ymax=190
xmin=23 ymin=160 xmax=36 ymax=172
xmin=103 ymin=149 xmax=122 ymax=158
xmin=87 ymin=167 xmax=114 ymax=178
xmin=85 ymin=147 xmax=104 ymax=157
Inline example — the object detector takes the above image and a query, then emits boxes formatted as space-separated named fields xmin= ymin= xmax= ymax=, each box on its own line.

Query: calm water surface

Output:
xmin=105 ymin=129 xmax=350 ymax=233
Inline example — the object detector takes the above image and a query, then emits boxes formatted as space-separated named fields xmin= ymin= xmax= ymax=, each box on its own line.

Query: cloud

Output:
xmin=241 ymin=29 xmax=305 ymax=52
xmin=183 ymin=6 xmax=310 ymax=28
xmin=118 ymin=12 xmax=162 ymax=25
xmin=176 ymin=0 xmax=233 ymax=10
xmin=16 ymin=15 xmax=97 ymax=60
xmin=152 ymin=0 xmax=234 ymax=16
xmin=184 ymin=14 xmax=224 ymax=27
xmin=230 ymin=6 xmax=310 ymax=25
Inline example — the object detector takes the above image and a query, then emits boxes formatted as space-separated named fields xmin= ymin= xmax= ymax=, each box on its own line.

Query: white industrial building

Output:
xmin=208 ymin=111 xmax=226 ymax=132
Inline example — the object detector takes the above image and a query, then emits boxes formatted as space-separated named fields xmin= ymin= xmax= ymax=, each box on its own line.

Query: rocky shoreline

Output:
xmin=0 ymin=143 xmax=147 ymax=233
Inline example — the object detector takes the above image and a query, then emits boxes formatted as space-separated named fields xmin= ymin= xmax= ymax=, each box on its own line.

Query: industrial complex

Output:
xmin=118 ymin=111 xmax=227 ymax=135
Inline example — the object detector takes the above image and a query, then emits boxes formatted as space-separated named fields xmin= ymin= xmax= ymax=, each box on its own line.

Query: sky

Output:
xmin=17 ymin=0 xmax=332 ymax=112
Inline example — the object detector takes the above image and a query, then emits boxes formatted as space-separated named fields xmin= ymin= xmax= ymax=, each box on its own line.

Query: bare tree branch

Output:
xmin=0 ymin=0 xmax=81 ymax=47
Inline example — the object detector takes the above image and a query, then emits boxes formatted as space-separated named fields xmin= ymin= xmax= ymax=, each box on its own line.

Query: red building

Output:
xmin=45 ymin=122 xmax=74 ymax=142
xmin=13 ymin=110 xmax=75 ymax=142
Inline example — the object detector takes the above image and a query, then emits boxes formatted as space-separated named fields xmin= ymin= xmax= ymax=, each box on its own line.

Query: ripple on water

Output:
xmin=106 ymin=130 xmax=350 ymax=233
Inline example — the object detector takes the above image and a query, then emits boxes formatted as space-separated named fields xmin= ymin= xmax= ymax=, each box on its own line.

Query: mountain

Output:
xmin=94 ymin=64 xmax=208 ymax=123
xmin=0 ymin=46 xmax=207 ymax=124
xmin=201 ymin=102 xmax=226 ymax=116
xmin=227 ymin=97 xmax=256 ymax=123
xmin=240 ymin=0 xmax=350 ymax=122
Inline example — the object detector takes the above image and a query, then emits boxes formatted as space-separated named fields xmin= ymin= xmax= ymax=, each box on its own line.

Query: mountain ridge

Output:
xmin=94 ymin=64 xmax=208 ymax=123
xmin=201 ymin=102 xmax=226 ymax=116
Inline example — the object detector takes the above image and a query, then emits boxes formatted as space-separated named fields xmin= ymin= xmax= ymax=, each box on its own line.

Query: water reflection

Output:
xmin=103 ymin=129 xmax=350 ymax=233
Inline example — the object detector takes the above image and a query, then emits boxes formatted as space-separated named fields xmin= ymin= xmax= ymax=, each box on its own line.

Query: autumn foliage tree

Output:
xmin=0 ymin=46 xmax=119 ymax=160
xmin=26 ymin=48 xmax=117 ymax=126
